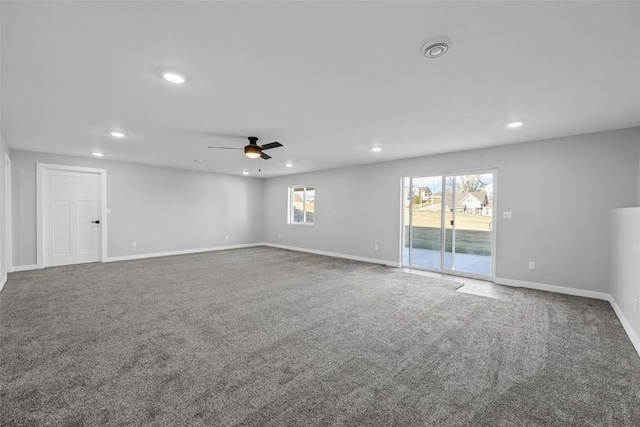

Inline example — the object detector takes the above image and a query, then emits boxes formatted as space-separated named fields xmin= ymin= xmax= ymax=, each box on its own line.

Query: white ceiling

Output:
xmin=2 ymin=1 xmax=639 ymax=178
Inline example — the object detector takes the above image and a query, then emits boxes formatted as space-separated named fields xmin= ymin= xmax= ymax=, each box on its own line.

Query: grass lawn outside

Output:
xmin=404 ymin=209 xmax=492 ymax=255
xmin=404 ymin=226 xmax=492 ymax=256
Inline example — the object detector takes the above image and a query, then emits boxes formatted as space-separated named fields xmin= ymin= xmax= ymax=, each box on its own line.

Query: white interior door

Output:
xmin=43 ymin=169 xmax=101 ymax=266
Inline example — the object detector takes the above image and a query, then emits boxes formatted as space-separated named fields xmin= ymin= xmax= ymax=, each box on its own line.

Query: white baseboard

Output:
xmin=11 ymin=264 xmax=39 ymax=272
xmin=0 ymin=273 xmax=6 ymax=293
xmin=263 ymin=243 xmax=400 ymax=267
xmin=494 ymin=277 xmax=610 ymax=301
xmin=104 ymin=243 xmax=262 ymax=263
xmin=607 ymin=296 xmax=640 ymax=357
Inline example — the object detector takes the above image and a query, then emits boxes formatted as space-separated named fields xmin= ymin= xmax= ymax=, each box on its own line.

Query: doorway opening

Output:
xmin=402 ymin=171 xmax=496 ymax=279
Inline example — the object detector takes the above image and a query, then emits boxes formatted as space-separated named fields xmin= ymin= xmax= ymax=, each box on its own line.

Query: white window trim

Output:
xmin=288 ymin=185 xmax=315 ymax=225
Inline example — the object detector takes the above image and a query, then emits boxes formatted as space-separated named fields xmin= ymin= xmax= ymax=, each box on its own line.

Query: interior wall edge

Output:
xmin=637 ymin=141 xmax=640 ymax=205
xmin=608 ymin=295 xmax=640 ymax=357
xmin=0 ymin=135 xmax=10 ymax=286
xmin=609 ymin=207 xmax=640 ymax=358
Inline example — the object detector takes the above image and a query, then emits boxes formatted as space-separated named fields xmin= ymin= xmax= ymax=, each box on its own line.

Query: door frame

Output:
xmin=4 ymin=154 xmax=12 ymax=274
xmin=400 ymin=168 xmax=497 ymax=281
xmin=36 ymin=163 xmax=108 ymax=268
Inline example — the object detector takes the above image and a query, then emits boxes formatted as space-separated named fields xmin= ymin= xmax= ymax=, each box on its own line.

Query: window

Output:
xmin=289 ymin=186 xmax=315 ymax=224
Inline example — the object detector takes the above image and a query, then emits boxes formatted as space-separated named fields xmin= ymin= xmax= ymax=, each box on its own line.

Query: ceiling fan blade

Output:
xmin=208 ymin=146 xmax=243 ymax=150
xmin=260 ymin=152 xmax=272 ymax=160
xmin=260 ymin=142 xmax=283 ymax=150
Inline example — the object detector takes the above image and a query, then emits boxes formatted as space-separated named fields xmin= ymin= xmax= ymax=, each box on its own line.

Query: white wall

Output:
xmin=263 ymin=127 xmax=640 ymax=293
xmin=0 ymin=135 xmax=10 ymax=289
xmin=11 ymin=150 xmax=264 ymax=267
xmin=610 ymin=208 xmax=640 ymax=354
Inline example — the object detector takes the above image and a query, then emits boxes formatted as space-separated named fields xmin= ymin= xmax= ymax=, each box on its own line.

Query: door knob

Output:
xmin=91 ymin=220 xmax=100 ymax=224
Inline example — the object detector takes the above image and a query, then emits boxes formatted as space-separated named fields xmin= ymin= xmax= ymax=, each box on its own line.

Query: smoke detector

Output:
xmin=422 ymin=38 xmax=451 ymax=59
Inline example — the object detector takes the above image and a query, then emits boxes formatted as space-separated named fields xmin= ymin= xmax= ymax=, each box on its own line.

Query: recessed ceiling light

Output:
xmin=162 ymin=71 xmax=186 ymax=84
xmin=422 ymin=38 xmax=451 ymax=59
xmin=92 ymin=152 xmax=104 ymax=157
xmin=507 ymin=121 xmax=524 ymax=128
xmin=371 ymin=147 xmax=382 ymax=152
xmin=192 ymin=159 xmax=203 ymax=163
xmin=242 ymin=170 xmax=249 ymax=175
xmin=285 ymin=163 xmax=293 ymax=168
xmin=109 ymin=131 xmax=126 ymax=138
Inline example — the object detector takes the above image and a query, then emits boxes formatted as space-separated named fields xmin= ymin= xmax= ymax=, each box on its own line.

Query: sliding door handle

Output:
xmin=91 ymin=220 xmax=100 ymax=224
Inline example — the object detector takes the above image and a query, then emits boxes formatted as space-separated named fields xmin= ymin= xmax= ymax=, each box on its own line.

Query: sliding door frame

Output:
xmin=401 ymin=168 xmax=498 ymax=281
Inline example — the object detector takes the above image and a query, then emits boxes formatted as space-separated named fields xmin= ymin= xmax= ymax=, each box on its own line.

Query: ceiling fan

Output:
xmin=208 ymin=136 xmax=283 ymax=160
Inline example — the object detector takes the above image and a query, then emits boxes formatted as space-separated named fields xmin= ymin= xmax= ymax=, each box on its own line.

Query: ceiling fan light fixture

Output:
xmin=244 ymin=145 xmax=261 ymax=159
xmin=209 ymin=136 xmax=283 ymax=160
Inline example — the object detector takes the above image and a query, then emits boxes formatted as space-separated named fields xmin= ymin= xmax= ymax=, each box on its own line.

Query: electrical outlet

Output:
xmin=503 ymin=211 xmax=512 ymax=219
xmin=132 ymin=241 xmax=136 ymax=247
xmin=374 ymin=244 xmax=379 ymax=250
xmin=528 ymin=261 xmax=535 ymax=270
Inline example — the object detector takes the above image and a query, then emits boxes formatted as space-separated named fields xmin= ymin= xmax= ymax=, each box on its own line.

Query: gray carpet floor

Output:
xmin=1 ymin=246 xmax=639 ymax=426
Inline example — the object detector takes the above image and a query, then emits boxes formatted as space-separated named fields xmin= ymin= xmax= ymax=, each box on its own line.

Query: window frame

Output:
xmin=288 ymin=185 xmax=315 ymax=225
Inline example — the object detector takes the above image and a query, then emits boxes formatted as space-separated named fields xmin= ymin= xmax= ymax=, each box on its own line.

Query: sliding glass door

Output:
xmin=403 ymin=171 xmax=495 ymax=278
xmin=403 ymin=175 xmax=443 ymax=270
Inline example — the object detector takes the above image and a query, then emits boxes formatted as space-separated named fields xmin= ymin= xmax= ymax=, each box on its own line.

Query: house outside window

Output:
xmin=289 ymin=186 xmax=314 ymax=224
